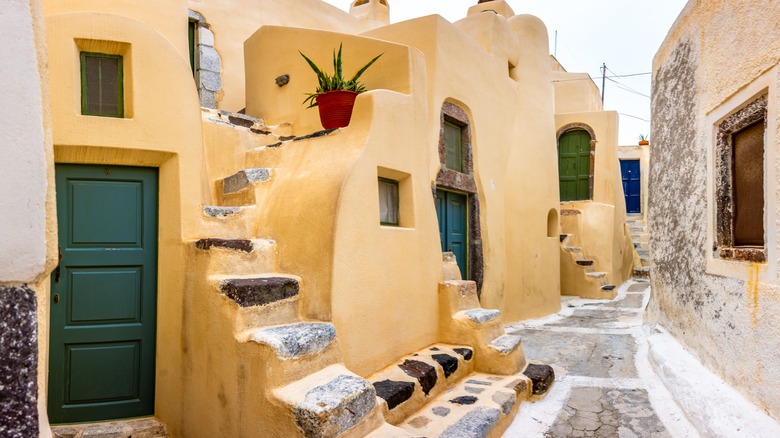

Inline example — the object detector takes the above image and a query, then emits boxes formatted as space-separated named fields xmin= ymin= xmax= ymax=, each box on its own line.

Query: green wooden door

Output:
xmin=436 ymin=189 xmax=468 ymax=278
xmin=558 ymin=130 xmax=591 ymax=201
xmin=49 ymin=164 xmax=158 ymax=423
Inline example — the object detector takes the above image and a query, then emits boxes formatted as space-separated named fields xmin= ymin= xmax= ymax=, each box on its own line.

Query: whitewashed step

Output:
xmin=488 ymin=334 xmax=522 ymax=355
xmin=248 ymin=322 xmax=336 ymax=359
xmin=458 ymin=308 xmax=502 ymax=324
xmin=275 ymin=364 xmax=378 ymax=438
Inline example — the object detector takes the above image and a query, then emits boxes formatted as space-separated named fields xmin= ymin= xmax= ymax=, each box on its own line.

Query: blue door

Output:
xmin=436 ymin=189 xmax=468 ymax=278
xmin=620 ymin=160 xmax=641 ymax=214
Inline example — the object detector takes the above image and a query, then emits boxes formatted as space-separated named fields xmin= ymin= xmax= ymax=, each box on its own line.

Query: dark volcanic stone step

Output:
xmin=576 ymin=260 xmax=594 ymax=267
xmin=196 ymin=238 xmax=253 ymax=253
xmin=431 ymin=353 xmax=459 ymax=378
xmin=601 ymin=285 xmax=616 ymax=291
xmin=373 ymin=379 xmax=415 ymax=410
xmin=399 ymin=360 xmax=438 ymax=395
xmin=220 ymin=277 xmax=298 ymax=307
xmin=523 ymin=363 xmax=555 ymax=395
xmin=453 ymin=348 xmax=474 ymax=361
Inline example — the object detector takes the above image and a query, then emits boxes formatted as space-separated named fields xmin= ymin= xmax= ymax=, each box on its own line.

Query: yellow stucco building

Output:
xmin=0 ymin=0 xmax=637 ymax=436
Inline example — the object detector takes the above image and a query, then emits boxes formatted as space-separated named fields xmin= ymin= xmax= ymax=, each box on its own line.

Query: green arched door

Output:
xmin=558 ymin=130 xmax=591 ymax=201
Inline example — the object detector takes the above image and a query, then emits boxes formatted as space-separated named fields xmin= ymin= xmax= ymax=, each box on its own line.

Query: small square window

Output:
xmin=81 ymin=52 xmax=123 ymax=118
xmin=378 ymin=178 xmax=399 ymax=226
xmin=444 ymin=120 xmax=463 ymax=172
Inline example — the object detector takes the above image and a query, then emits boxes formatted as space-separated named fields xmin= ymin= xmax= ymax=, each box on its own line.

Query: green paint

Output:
xmin=444 ymin=121 xmax=463 ymax=172
xmin=436 ymin=189 xmax=468 ymax=278
xmin=49 ymin=164 xmax=158 ymax=423
xmin=558 ymin=130 xmax=591 ymax=201
xmin=188 ymin=21 xmax=196 ymax=75
xmin=80 ymin=52 xmax=124 ymax=118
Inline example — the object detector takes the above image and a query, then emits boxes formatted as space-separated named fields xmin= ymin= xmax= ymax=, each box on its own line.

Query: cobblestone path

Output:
xmin=503 ymin=280 xmax=699 ymax=438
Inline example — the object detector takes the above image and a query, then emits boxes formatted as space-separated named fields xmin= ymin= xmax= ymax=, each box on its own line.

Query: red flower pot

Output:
xmin=316 ymin=90 xmax=358 ymax=129
xmin=639 ymin=140 xmax=649 ymax=146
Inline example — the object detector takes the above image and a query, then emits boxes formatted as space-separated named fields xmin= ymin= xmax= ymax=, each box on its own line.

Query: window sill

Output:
xmin=380 ymin=225 xmax=415 ymax=231
xmin=718 ymin=247 xmax=766 ymax=263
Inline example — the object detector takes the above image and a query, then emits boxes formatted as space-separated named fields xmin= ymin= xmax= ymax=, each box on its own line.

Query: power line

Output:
xmin=551 ymin=72 xmax=651 ymax=83
xmin=619 ymin=113 xmax=650 ymax=123
xmin=606 ymin=77 xmax=650 ymax=98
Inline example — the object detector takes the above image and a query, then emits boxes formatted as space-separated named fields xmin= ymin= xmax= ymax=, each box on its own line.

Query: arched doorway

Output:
xmin=558 ymin=129 xmax=592 ymax=201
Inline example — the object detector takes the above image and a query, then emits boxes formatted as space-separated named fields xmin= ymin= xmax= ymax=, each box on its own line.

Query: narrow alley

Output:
xmin=504 ymin=280 xmax=698 ymax=437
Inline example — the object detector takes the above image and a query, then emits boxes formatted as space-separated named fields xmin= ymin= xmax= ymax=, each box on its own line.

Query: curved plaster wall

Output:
xmin=45 ymin=11 xmax=204 ymax=436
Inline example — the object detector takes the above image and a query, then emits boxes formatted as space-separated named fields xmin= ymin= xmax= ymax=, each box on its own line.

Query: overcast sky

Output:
xmin=320 ymin=0 xmax=690 ymax=145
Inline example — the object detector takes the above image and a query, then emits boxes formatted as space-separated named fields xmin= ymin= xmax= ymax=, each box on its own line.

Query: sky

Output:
xmin=320 ymin=0 xmax=690 ymax=145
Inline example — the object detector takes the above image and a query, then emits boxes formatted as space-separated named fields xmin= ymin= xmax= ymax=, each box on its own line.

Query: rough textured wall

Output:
xmin=647 ymin=0 xmax=780 ymax=419
xmin=0 ymin=286 xmax=38 ymax=437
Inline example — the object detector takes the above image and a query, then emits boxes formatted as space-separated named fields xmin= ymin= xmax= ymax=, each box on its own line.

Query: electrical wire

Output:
xmin=619 ymin=113 xmax=650 ymax=123
xmin=551 ymin=72 xmax=651 ymax=83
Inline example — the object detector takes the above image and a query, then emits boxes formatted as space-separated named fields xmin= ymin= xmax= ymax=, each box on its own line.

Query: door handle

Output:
xmin=53 ymin=294 xmax=60 ymax=304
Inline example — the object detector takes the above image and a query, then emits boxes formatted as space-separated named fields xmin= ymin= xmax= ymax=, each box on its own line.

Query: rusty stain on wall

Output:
xmin=747 ymin=263 xmax=760 ymax=327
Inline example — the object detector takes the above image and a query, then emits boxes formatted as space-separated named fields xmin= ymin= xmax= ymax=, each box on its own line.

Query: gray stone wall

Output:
xmin=189 ymin=10 xmax=222 ymax=109
xmin=647 ymin=1 xmax=780 ymax=419
xmin=0 ymin=286 xmax=38 ymax=438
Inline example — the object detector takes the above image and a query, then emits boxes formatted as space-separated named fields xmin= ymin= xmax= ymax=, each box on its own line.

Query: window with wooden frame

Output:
xmin=444 ymin=120 xmax=464 ymax=172
xmin=378 ymin=178 xmax=399 ymax=226
xmin=715 ymin=94 xmax=767 ymax=262
xmin=80 ymin=52 xmax=123 ymax=118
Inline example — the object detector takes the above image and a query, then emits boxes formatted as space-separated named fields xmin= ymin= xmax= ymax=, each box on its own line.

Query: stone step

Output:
xmin=219 ymin=167 xmax=273 ymax=206
xmin=575 ymin=260 xmax=594 ymax=267
xmin=200 ymin=205 xmax=256 ymax=238
xmin=634 ymin=266 xmax=650 ymax=279
xmin=52 ymin=418 xmax=167 ymax=438
xmin=396 ymin=371 xmax=533 ymax=437
xmin=195 ymin=238 xmax=277 ymax=275
xmin=559 ymin=233 xmax=573 ymax=243
xmin=274 ymin=364 xmax=381 ymax=438
xmin=369 ymin=345 xmax=476 ymax=425
xmin=630 ymin=226 xmax=645 ymax=232
xmin=246 ymin=322 xmax=336 ymax=359
xmin=601 ymin=285 xmax=616 ymax=291
xmin=564 ymin=246 xmax=582 ymax=252
xmin=585 ymin=272 xmax=606 ymax=279
xmin=637 ymin=249 xmax=650 ymax=257
xmin=456 ymin=308 xmax=502 ymax=325
xmin=217 ymin=275 xmax=299 ymax=308
xmin=488 ymin=334 xmax=522 ymax=356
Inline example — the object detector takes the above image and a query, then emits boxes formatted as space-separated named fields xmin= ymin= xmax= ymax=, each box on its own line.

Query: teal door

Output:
xmin=49 ymin=164 xmax=158 ymax=423
xmin=436 ymin=189 xmax=468 ymax=277
xmin=559 ymin=130 xmax=591 ymax=201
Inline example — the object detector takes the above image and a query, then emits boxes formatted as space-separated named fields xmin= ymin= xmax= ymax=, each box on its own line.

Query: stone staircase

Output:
xmin=559 ymin=233 xmax=617 ymax=299
xmin=627 ymin=216 xmax=650 ymax=279
xmin=190 ymin=112 xmax=552 ymax=437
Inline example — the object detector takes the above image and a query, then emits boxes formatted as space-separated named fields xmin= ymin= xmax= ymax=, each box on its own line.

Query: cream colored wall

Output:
xmin=552 ymin=71 xmax=603 ymax=114
xmin=555 ymin=111 xmax=634 ymax=286
xmin=44 ymin=0 xmax=190 ymax=59
xmin=188 ymin=0 xmax=372 ymax=112
xmin=617 ymin=144 xmax=650 ymax=216
xmin=244 ymin=26 xmax=441 ymax=375
xmin=44 ymin=9 xmax=204 ymax=436
xmin=367 ymin=13 xmax=562 ymax=322
xmin=648 ymin=0 xmax=780 ymax=419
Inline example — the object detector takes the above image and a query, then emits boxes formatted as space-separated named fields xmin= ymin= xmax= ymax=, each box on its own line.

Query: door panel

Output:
xmin=620 ymin=160 xmax=641 ymax=214
xmin=436 ymin=190 xmax=468 ymax=278
xmin=559 ymin=130 xmax=592 ymax=201
xmin=50 ymin=164 xmax=158 ymax=423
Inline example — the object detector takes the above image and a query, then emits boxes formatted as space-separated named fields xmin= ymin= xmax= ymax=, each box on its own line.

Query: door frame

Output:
xmin=436 ymin=188 xmax=469 ymax=279
xmin=556 ymin=124 xmax=596 ymax=202
xmin=48 ymin=163 xmax=160 ymax=424
xmin=620 ymin=159 xmax=641 ymax=214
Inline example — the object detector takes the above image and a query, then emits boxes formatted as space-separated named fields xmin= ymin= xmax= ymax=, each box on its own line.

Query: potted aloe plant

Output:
xmin=300 ymin=43 xmax=382 ymax=129
xmin=638 ymin=134 xmax=649 ymax=146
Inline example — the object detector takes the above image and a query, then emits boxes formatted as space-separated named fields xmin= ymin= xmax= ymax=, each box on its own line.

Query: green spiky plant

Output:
xmin=300 ymin=43 xmax=383 ymax=108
